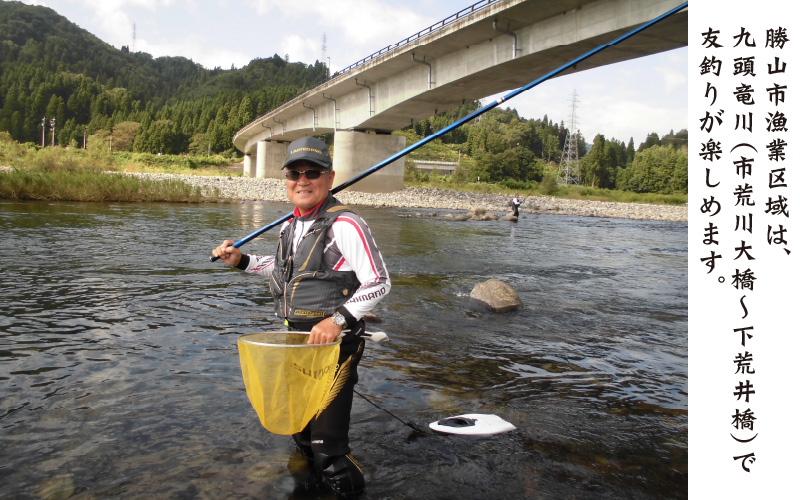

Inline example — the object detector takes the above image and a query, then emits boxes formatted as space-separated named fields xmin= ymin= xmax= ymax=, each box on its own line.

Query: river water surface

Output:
xmin=0 ymin=200 xmax=687 ymax=499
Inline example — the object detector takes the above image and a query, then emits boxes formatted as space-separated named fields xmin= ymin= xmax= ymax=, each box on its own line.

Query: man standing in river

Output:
xmin=212 ymin=136 xmax=391 ymax=497
xmin=511 ymin=193 xmax=521 ymax=217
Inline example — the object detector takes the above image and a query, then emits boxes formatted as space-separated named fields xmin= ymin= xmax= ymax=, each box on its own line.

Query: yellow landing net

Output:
xmin=238 ymin=332 xmax=340 ymax=435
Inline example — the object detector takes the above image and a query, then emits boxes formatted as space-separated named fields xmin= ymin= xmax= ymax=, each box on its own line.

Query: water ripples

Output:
xmin=0 ymin=201 xmax=687 ymax=499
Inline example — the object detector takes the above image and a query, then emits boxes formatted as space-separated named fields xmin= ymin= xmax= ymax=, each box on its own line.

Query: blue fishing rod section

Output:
xmin=210 ymin=1 xmax=688 ymax=262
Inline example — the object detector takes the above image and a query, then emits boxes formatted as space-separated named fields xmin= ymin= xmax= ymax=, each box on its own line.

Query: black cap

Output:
xmin=282 ymin=137 xmax=332 ymax=169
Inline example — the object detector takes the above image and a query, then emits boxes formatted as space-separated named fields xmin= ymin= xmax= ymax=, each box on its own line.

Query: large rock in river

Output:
xmin=469 ymin=279 xmax=522 ymax=312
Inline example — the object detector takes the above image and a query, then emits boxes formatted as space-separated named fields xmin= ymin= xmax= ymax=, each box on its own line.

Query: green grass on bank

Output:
xmin=405 ymin=174 xmax=687 ymax=206
xmin=115 ymin=151 xmax=238 ymax=177
xmin=1 ymin=133 xmax=224 ymax=202
xmin=1 ymin=133 xmax=686 ymax=206
xmin=1 ymin=168 xmax=213 ymax=203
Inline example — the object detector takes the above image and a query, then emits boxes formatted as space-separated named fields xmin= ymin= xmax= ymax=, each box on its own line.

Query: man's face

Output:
xmin=285 ymin=160 xmax=335 ymax=214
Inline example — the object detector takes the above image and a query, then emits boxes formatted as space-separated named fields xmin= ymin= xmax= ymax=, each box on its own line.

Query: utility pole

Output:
xmin=50 ymin=117 xmax=56 ymax=147
xmin=557 ymin=90 xmax=581 ymax=185
xmin=41 ymin=117 xmax=46 ymax=147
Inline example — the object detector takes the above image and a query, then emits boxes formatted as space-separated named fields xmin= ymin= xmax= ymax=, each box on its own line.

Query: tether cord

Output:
xmin=354 ymin=389 xmax=432 ymax=435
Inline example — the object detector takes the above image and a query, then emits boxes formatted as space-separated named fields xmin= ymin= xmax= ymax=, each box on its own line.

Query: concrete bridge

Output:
xmin=233 ymin=0 xmax=687 ymax=192
xmin=414 ymin=160 xmax=459 ymax=175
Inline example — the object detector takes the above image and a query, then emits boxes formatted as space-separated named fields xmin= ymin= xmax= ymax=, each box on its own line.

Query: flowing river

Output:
xmin=0 ymin=200 xmax=687 ymax=499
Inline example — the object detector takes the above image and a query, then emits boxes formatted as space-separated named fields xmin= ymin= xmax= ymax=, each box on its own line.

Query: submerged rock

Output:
xmin=363 ymin=312 xmax=382 ymax=323
xmin=35 ymin=473 xmax=74 ymax=500
xmin=469 ymin=208 xmax=487 ymax=217
xmin=469 ymin=279 xmax=522 ymax=313
xmin=246 ymin=461 xmax=285 ymax=482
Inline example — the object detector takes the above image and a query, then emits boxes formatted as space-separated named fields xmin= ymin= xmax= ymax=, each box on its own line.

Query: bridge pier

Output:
xmin=242 ymin=153 xmax=254 ymax=177
xmin=254 ymin=140 xmax=289 ymax=179
xmin=255 ymin=141 xmax=267 ymax=178
xmin=332 ymin=130 xmax=405 ymax=193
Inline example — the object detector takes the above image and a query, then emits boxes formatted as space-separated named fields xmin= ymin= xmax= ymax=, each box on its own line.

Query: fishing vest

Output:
xmin=270 ymin=195 xmax=361 ymax=324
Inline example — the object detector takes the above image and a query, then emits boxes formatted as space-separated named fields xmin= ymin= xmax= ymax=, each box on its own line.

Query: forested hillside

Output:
xmin=0 ymin=1 xmax=326 ymax=155
xmin=0 ymin=1 xmax=687 ymax=194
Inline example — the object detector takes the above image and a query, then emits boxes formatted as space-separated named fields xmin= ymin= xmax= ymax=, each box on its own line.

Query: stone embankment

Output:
xmin=125 ymin=172 xmax=688 ymax=222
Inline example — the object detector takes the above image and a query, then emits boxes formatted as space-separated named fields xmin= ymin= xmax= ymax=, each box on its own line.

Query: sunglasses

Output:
xmin=284 ymin=169 xmax=330 ymax=181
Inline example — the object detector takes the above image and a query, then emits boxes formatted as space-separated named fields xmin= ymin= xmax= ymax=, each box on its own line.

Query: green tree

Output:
xmin=112 ymin=121 xmax=140 ymax=152
xmin=625 ymin=138 xmax=635 ymax=166
xmin=661 ymin=129 xmax=689 ymax=150
xmin=668 ymin=147 xmax=688 ymax=194
xmin=638 ymin=132 xmax=661 ymax=151
xmin=625 ymin=145 xmax=687 ymax=194
xmin=542 ymin=133 xmax=560 ymax=163
xmin=133 ymin=119 xmax=182 ymax=154
xmin=188 ymin=133 xmax=210 ymax=156
xmin=581 ymin=134 xmax=614 ymax=188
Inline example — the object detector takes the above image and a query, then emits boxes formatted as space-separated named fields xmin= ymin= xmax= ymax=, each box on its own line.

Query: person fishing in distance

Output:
xmin=511 ymin=193 xmax=521 ymax=217
xmin=211 ymin=136 xmax=392 ymax=497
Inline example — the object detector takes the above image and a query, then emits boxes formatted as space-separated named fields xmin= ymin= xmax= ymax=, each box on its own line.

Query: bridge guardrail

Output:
xmin=336 ymin=0 xmax=500 ymax=76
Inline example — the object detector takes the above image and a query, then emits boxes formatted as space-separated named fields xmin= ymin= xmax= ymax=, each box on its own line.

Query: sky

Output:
xmin=18 ymin=0 xmax=687 ymax=147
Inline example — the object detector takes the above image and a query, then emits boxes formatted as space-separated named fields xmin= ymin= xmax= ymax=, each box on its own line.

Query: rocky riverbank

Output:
xmin=125 ymin=172 xmax=688 ymax=222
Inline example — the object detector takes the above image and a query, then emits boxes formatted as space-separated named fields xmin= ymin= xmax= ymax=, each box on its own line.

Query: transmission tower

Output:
xmin=557 ymin=90 xmax=581 ymax=185
xmin=132 ymin=23 xmax=137 ymax=53
xmin=322 ymin=33 xmax=328 ymax=77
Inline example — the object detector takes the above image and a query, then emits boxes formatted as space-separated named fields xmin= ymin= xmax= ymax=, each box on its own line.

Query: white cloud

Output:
xmin=247 ymin=0 xmax=435 ymax=70
xmin=279 ymin=34 xmax=323 ymax=65
xmin=657 ymin=52 xmax=689 ymax=97
xmin=134 ymin=36 xmax=249 ymax=68
xmin=92 ymin=11 xmax=133 ymax=48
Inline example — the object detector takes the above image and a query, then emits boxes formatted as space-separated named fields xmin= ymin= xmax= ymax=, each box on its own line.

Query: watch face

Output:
xmin=333 ymin=313 xmax=346 ymax=327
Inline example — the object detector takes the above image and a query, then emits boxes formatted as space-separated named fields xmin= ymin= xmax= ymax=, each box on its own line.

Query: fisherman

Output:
xmin=212 ymin=136 xmax=392 ymax=497
xmin=511 ymin=193 xmax=521 ymax=217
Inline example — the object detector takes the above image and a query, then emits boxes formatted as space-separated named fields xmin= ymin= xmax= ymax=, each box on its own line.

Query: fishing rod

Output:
xmin=519 ymin=188 xmax=536 ymax=205
xmin=210 ymin=1 xmax=688 ymax=262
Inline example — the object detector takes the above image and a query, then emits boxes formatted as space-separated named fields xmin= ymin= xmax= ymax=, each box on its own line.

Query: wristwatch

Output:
xmin=331 ymin=311 xmax=347 ymax=329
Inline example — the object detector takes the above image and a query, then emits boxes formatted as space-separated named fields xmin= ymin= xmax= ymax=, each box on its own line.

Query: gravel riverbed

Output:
xmin=130 ymin=172 xmax=688 ymax=222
